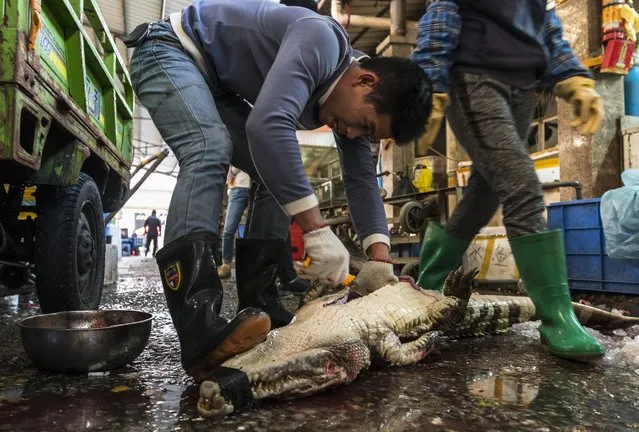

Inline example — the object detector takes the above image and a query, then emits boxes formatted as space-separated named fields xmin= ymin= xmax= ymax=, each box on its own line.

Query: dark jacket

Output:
xmin=454 ymin=0 xmax=548 ymax=87
xmin=412 ymin=0 xmax=590 ymax=93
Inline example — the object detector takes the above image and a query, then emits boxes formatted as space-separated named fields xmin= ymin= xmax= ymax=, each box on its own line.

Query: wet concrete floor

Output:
xmin=1 ymin=257 xmax=639 ymax=431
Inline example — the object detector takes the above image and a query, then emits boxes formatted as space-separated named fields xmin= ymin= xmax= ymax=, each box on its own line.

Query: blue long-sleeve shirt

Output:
xmin=171 ymin=0 xmax=389 ymax=249
xmin=412 ymin=0 xmax=590 ymax=94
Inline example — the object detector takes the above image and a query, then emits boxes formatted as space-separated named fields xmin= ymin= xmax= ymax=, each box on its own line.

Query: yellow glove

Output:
xmin=553 ymin=76 xmax=603 ymax=135
xmin=417 ymin=93 xmax=449 ymax=155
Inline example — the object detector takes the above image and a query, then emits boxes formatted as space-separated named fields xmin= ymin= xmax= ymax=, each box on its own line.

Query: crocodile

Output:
xmin=197 ymin=269 xmax=639 ymax=418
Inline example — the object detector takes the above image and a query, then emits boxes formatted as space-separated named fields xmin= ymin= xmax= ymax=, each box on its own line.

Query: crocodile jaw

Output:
xmin=197 ymin=348 xmax=359 ymax=418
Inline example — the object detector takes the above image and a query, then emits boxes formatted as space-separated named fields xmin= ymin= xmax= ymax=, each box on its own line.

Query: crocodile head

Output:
xmin=198 ymin=289 xmax=369 ymax=417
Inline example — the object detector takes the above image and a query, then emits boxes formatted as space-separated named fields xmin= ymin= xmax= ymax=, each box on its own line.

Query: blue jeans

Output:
xmin=221 ymin=187 xmax=249 ymax=263
xmin=130 ymin=21 xmax=291 ymax=245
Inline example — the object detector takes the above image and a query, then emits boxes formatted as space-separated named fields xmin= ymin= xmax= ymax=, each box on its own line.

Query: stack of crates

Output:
xmin=547 ymin=198 xmax=639 ymax=294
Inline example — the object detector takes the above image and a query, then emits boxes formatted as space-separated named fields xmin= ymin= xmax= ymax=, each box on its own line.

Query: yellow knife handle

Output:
xmin=342 ymin=273 xmax=356 ymax=286
xmin=302 ymin=256 xmax=355 ymax=286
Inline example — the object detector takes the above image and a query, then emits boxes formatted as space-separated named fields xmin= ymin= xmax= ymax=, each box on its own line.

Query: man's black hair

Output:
xmin=280 ymin=0 xmax=318 ymax=13
xmin=359 ymin=57 xmax=433 ymax=145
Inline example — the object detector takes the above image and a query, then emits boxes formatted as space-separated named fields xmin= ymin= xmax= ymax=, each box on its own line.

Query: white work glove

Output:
xmin=354 ymin=259 xmax=399 ymax=295
xmin=298 ymin=226 xmax=349 ymax=284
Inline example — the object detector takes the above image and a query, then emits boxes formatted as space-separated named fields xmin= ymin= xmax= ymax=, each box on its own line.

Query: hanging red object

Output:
xmin=602 ymin=38 xmax=636 ymax=73
xmin=600 ymin=0 xmax=639 ymax=74
xmin=290 ymin=221 xmax=305 ymax=261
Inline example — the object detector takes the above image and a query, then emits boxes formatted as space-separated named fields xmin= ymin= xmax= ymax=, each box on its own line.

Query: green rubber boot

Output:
xmin=417 ymin=223 xmax=472 ymax=292
xmin=510 ymin=230 xmax=605 ymax=361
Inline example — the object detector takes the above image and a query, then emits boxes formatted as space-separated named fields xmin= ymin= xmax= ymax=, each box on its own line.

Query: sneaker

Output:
xmin=217 ymin=263 xmax=232 ymax=279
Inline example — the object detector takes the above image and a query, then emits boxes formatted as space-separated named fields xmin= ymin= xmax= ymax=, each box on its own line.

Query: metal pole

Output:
xmin=390 ymin=0 xmax=406 ymax=36
xmin=351 ymin=6 xmax=391 ymax=45
xmin=541 ymin=180 xmax=583 ymax=200
xmin=160 ymin=0 xmax=167 ymax=19
xmin=122 ymin=0 xmax=128 ymax=35
xmin=325 ymin=215 xmax=350 ymax=226
xmin=104 ymin=148 xmax=169 ymax=224
xmin=130 ymin=148 xmax=168 ymax=178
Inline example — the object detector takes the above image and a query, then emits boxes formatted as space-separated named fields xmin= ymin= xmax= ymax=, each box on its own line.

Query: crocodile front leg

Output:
xmin=372 ymin=330 xmax=445 ymax=367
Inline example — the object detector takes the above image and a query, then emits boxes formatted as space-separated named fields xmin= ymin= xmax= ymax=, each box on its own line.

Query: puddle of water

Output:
xmin=468 ymin=374 xmax=542 ymax=408
xmin=3 ymin=257 xmax=639 ymax=431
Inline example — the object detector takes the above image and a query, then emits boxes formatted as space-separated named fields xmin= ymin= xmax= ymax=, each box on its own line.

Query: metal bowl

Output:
xmin=16 ymin=310 xmax=153 ymax=373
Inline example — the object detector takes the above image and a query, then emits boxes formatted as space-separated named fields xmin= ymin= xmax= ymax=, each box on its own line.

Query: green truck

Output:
xmin=0 ymin=1 xmax=134 ymax=312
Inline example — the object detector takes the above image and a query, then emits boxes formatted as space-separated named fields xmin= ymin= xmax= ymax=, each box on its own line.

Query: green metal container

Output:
xmin=0 ymin=0 xmax=135 ymax=313
xmin=0 ymin=0 xmax=134 ymax=177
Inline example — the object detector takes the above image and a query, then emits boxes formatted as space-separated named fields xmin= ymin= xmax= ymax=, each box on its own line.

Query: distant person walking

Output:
xmin=218 ymin=167 xmax=251 ymax=278
xmin=144 ymin=210 xmax=162 ymax=257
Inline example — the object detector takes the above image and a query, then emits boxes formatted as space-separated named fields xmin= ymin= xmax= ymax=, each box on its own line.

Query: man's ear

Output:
xmin=354 ymin=71 xmax=378 ymax=89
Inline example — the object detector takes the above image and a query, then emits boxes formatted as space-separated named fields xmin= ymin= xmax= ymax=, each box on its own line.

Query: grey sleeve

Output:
xmin=334 ymin=132 xmax=391 ymax=251
xmin=352 ymin=48 xmax=370 ymax=61
xmin=245 ymin=18 xmax=342 ymax=216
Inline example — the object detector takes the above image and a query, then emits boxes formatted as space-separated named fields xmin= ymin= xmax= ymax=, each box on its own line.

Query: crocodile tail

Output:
xmin=447 ymin=294 xmax=639 ymax=336
xmin=447 ymin=295 xmax=537 ymax=338
xmin=472 ymin=295 xmax=639 ymax=330
xmin=572 ymin=302 xmax=639 ymax=330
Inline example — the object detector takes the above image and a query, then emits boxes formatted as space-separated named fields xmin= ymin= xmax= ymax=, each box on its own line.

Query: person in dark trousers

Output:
xmin=277 ymin=233 xmax=310 ymax=296
xmin=221 ymin=0 xmax=319 ymax=293
xmin=144 ymin=210 xmax=162 ymax=257
xmin=274 ymin=0 xmax=318 ymax=297
xmin=412 ymin=0 xmax=604 ymax=360
xmin=126 ymin=0 xmax=432 ymax=380
xmin=245 ymin=180 xmax=310 ymax=297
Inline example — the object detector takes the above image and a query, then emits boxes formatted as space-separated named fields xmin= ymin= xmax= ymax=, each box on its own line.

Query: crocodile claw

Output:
xmin=198 ymin=381 xmax=235 ymax=418
xmin=443 ymin=267 xmax=478 ymax=300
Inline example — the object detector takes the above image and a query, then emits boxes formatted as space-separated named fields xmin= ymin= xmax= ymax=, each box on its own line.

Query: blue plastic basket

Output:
xmin=547 ymin=198 xmax=639 ymax=294
xmin=390 ymin=242 xmax=420 ymax=259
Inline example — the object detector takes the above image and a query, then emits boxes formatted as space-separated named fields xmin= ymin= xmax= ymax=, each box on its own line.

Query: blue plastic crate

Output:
xmin=547 ymin=199 xmax=639 ymax=294
xmin=390 ymin=242 xmax=420 ymax=258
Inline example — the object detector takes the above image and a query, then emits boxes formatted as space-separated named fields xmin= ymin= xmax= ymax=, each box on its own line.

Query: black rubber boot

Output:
xmin=156 ymin=232 xmax=271 ymax=382
xmin=235 ymin=238 xmax=294 ymax=329
xmin=277 ymin=236 xmax=310 ymax=296
xmin=279 ymin=278 xmax=310 ymax=296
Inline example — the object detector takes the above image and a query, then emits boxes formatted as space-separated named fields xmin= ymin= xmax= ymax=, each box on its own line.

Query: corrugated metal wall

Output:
xmin=96 ymin=0 xmax=125 ymax=36
xmin=164 ymin=0 xmax=195 ymax=16
xmin=124 ymin=0 xmax=162 ymax=34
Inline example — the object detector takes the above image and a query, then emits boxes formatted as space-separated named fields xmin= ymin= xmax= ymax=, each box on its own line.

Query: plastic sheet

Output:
xmin=600 ymin=169 xmax=639 ymax=259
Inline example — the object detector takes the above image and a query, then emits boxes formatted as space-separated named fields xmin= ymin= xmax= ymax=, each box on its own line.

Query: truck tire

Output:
xmin=35 ymin=173 xmax=105 ymax=313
